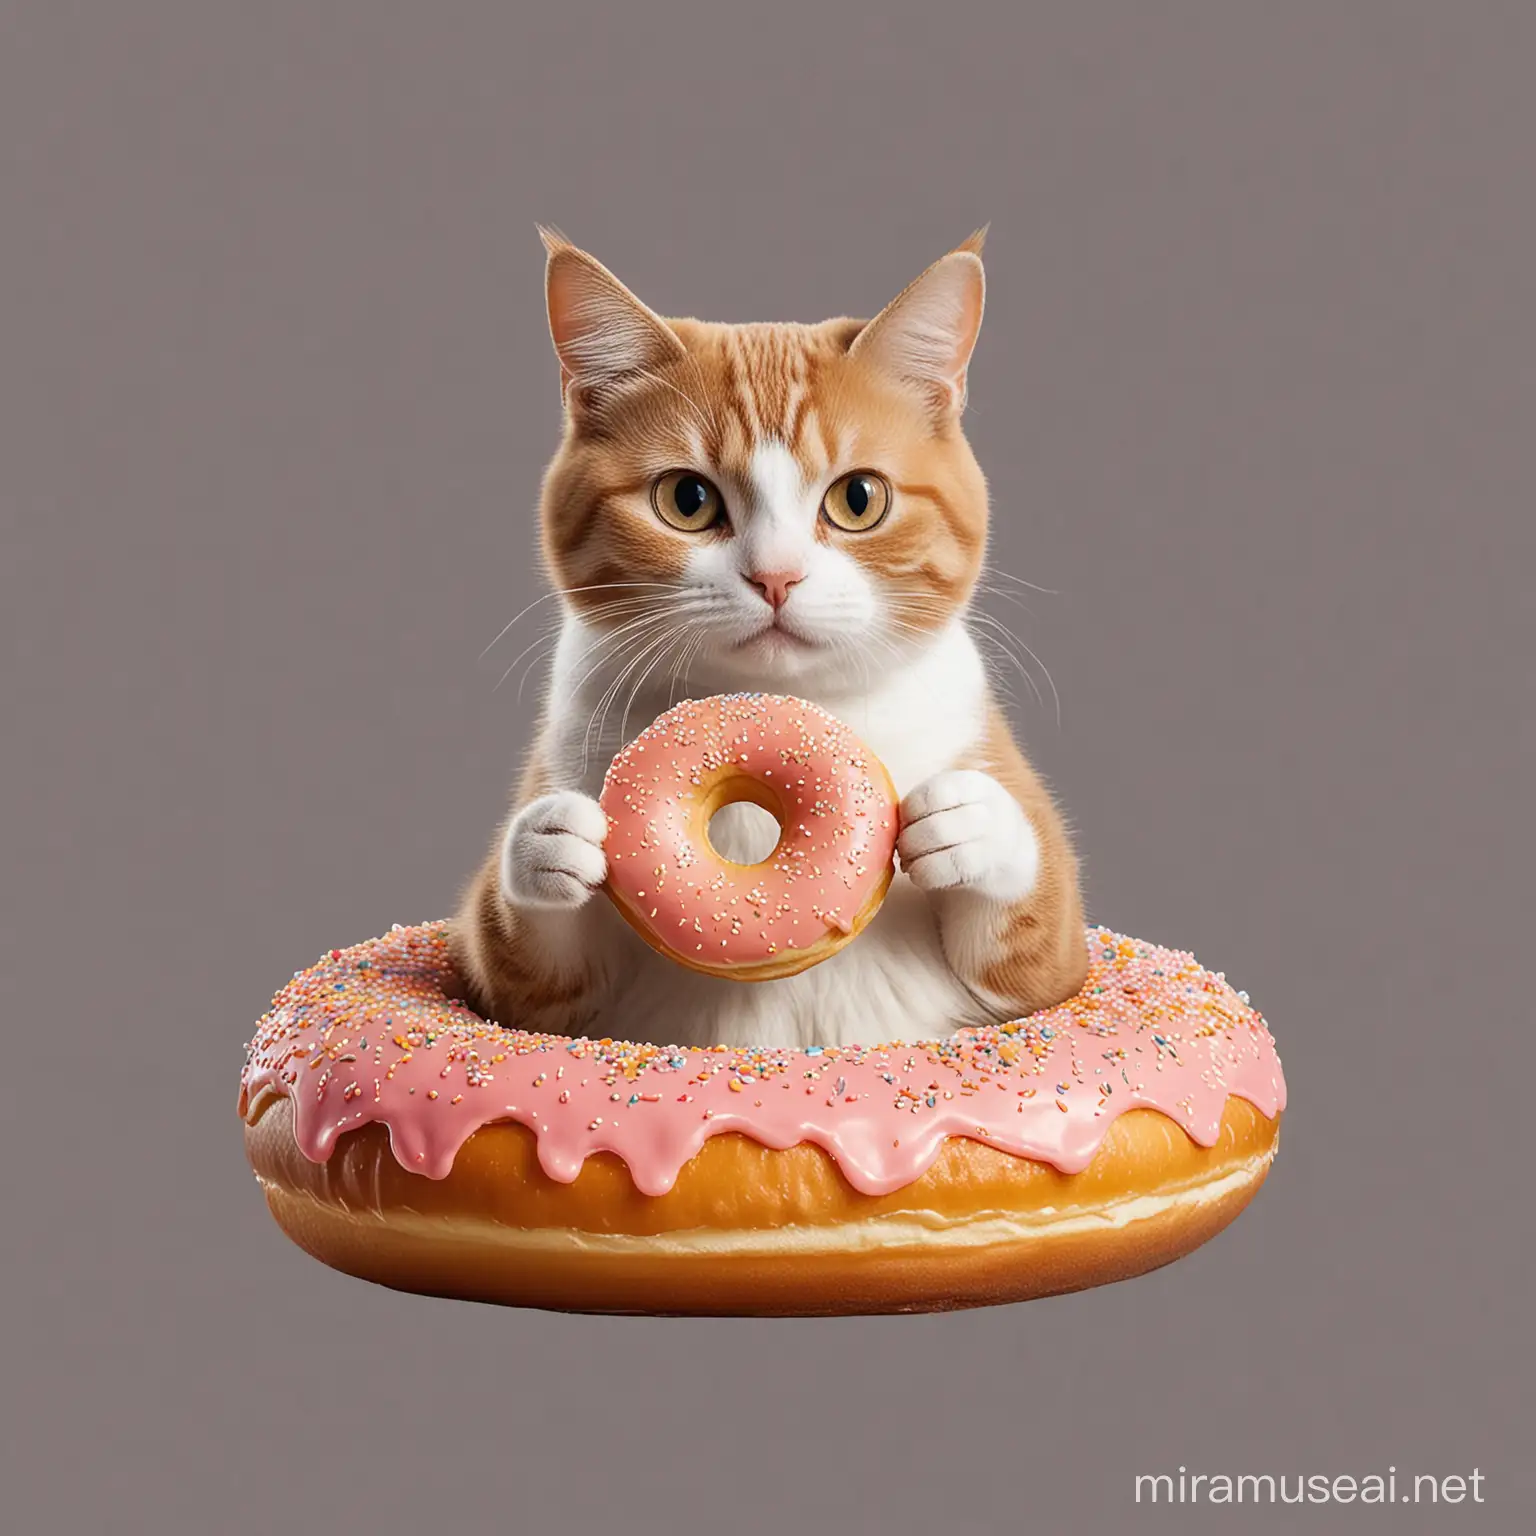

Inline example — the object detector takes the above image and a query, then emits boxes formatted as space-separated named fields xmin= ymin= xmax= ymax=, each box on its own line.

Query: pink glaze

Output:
xmin=241 ymin=924 xmax=1286 ymax=1199
xmin=598 ymin=693 xmax=898 ymax=968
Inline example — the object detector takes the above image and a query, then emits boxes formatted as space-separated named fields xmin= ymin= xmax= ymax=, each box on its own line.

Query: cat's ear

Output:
xmin=849 ymin=230 xmax=987 ymax=418
xmin=538 ymin=226 xmax=687 ymax=410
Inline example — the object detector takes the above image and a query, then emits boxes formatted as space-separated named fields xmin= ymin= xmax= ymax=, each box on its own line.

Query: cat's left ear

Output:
xmin=849 ymin=228 xmax=987 ymax=419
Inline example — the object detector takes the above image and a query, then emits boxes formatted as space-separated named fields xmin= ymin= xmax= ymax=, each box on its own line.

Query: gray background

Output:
xmin=3 ymin=3 xmax=1531 ymax=1532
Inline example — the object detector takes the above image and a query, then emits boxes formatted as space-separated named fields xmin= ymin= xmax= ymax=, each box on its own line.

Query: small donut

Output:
xmin=240 ymin=924 xmax=1286 ymax=1317
xmin=598 ymin=693 xmax=899 ymax=982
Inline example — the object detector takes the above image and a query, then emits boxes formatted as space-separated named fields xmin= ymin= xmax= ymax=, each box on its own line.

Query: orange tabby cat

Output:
xmin=451 ymin=229 xmax=1088 ymax=1047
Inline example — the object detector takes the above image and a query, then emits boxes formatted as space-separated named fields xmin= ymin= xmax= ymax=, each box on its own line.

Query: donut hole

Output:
xmin=706 ymin=799 xmax=783 ymax=865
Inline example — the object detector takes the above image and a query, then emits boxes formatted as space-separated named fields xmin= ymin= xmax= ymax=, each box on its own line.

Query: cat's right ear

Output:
xmin=538 ymin=227 xmax=687 ymax=411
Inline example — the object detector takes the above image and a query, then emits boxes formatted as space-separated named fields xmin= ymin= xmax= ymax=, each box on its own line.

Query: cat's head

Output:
xmin=537 ymin=229 xmax=989 ymax=696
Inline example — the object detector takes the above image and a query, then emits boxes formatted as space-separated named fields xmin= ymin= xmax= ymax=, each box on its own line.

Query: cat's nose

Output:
xmin=745 ymin=570 xmax=806 ymax=610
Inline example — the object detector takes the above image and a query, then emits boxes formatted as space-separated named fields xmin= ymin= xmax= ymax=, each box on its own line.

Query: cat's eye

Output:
xmin=821 ymin=471 xmax=892 ymax=532
xmin=652 ymin=471 xmax=725 ymax=532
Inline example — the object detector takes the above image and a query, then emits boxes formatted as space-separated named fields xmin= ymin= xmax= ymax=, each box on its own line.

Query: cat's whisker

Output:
xmin=500 ymin=598 xmax=674 ymax=695
xmin=497 ymin=601 xmax=694 ymax=698
xmin=831 ymin=633 xmax=876 ymax=707
xmin=855 ymin=625 xmax=912 ymax=671
xmin=584 ymin=621 xmax=698 ymax=770
xmin=883 ymin=599 xmax=1051 ymax=716
xmin=1007 ymin=632 xmax=1061 ymax=727
xmin=885 ymin=589 xmax=1060 ymax=725
xmin=974 ymin=581 xmax=1038 ymax=620
xmin=665 ymin=632 xmax=693 ymax=708
xmin=680 ymin=624 xmax=709 ymax=698
xmin=966 ymin=613 xmax=1054 ymax=718
xmin=516 ymin=642 xmax=561 ymax=704
xmin=985 ymin=566 xmax=1059 ymax=596
xmin=515 ymin=605 xmax=668 ymax=702
xmin=881 ymin=618 xmax=954 ymax=665
xmin=619 ymin=621 xmax=705 ymax=745
xmin=502 ymin=601 xmax=681 ymax=695
xmin=967 ymin=617 xmax=1043 ymax=706
xmin=570 ymin=597 xmax=718 ymax=755
xmin=687 ymin=623 xmax=714 ymax=681
xmin=481 ymin=589 xmax=565 ymax=661
xmin=502 ymin=623 xmax=562 ymax=697
xmin=480 ymin=581 xmax=682 ymax=659
xmin=668 ymin=624 xmax=711 ymax=707
xmin=883 ymin=593 xmax=953 ymax=619
xmin=881 ymin=618 xmax=935 ymax=643
xmin=580 ymin=639 xmax=664 ymax=773
xmin=596 ymin=628 xmax=677 ymax=750
xmin=563 ymin=612 xmax=684 ymax=709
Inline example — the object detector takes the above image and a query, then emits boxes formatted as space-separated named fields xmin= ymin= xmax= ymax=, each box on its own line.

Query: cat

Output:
xmin=450 ymin=228 xmax=1089 ymax=1049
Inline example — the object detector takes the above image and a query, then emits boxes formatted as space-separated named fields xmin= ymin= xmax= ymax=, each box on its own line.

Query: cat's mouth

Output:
xmin=735 ymin=621 xmax=819 ymax=654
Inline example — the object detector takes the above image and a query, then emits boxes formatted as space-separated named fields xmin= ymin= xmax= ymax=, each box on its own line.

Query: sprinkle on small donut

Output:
xmin=598 ymin=694 xmax=899 ymax=979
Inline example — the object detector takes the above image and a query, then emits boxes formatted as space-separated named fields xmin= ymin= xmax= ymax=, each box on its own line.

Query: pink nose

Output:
xmin=746 ymin=570 xmax=805 ymax=610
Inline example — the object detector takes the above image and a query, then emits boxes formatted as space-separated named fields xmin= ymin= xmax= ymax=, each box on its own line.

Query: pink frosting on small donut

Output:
xmin=598 ymin=693 xmax=898 ymax=970
xmin=240 ymin=924 xmax=1286 ymax=1199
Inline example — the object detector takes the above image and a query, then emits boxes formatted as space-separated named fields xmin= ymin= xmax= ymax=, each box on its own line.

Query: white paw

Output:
xmin=897 ymin=770 xmax=1039 ymax=903
xmin=500 ymin=791 xmax=608 ymax=910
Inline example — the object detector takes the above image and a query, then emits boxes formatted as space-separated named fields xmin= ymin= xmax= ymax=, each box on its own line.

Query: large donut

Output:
xmin=240 ymin=924 xmax=1286 ymax=1316
xmin=599 ymin=693 xmax=899 ymax=982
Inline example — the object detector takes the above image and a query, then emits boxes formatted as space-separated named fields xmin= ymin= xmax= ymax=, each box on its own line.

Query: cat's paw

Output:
xmin=897 ymin=770 xmax=1039 ymax=904
xmin=500 ymin=792 xmax=609 ymax=910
